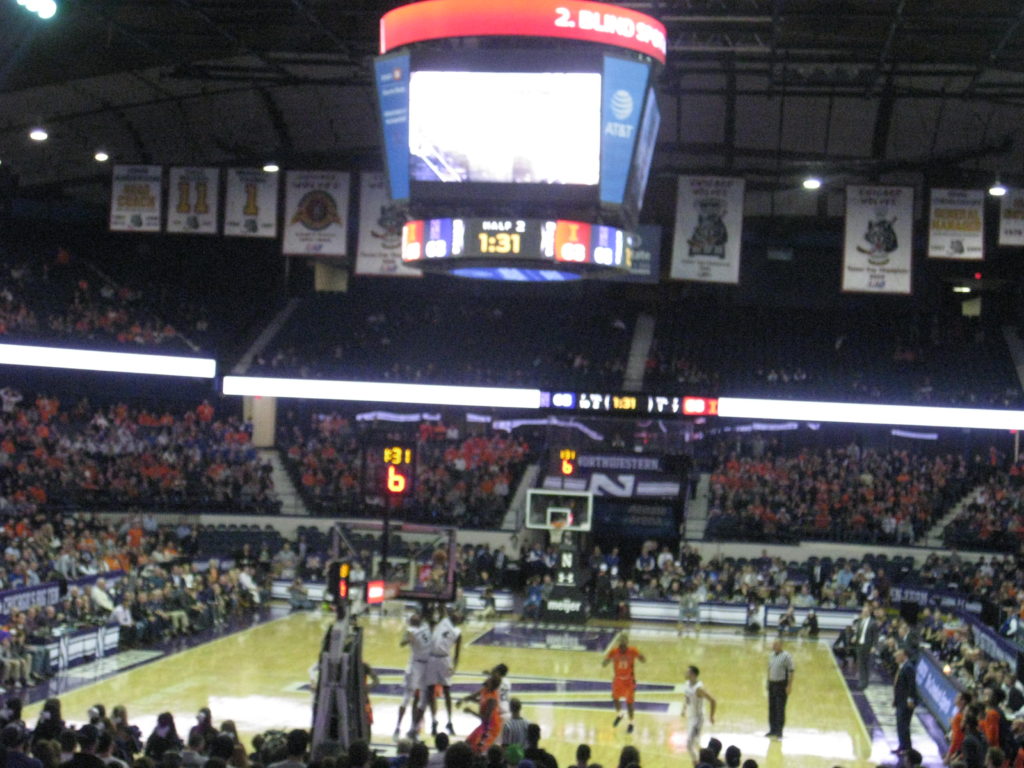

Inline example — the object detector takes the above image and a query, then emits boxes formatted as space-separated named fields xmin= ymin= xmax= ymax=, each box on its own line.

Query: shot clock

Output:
xmin=363 ymin=443 xmax=417 ymax=501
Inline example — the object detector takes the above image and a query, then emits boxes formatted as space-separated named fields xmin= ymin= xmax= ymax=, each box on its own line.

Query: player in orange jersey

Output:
xmin=602 ymin=632 xmax=646 ymax=733
xmin=462 ymin=673 xmax=503 ymax=754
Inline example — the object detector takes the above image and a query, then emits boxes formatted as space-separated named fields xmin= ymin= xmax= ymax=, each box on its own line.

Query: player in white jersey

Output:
xmin=682 ymin=665 xmax=717 ymax=765
xmin=396 ymin=612 xmax=433 ymax=739
xmin=422 ymin=607 xmax=462 ymax=735
xmin=493 ymin=663 xmax=511 ymax=722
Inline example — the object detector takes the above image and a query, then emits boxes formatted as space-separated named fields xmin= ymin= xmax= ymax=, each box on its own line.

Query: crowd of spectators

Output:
xmin=944 ymin=461 xmax=1024 ymax=552
xmin=703 ymin=442 xmax=974 ymax=544
xmin=0 ymin=389 xmax=278 ymax=516
xmin=0 ymin=252 xmax=195 ymax=352
xmin=647 ymin=303 xmax=1021 ymax=408
xmin=280 ymin=415 xmax=530 ymax=529
xmin=252 ymin=285 xmax=634 ymax=390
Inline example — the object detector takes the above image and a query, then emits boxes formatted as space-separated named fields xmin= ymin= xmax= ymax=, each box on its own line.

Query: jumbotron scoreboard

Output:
xmin=374 ymin=0 xmax=665 ymax=281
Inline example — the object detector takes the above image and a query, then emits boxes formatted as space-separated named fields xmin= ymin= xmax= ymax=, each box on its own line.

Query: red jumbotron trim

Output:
xmin=380 ymin=0 xmax=667 ymax=64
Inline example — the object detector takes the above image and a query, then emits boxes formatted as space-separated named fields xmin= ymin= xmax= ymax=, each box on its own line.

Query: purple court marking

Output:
xmin=369 ymin=679 xmax=675 ymax=698
xmin=471 ymin=624 xmax=618 ymax=652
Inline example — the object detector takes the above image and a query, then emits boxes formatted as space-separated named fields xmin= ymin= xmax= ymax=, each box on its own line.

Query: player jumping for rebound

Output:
xmin=602 ymin=632 xmax=646 ymax=733
xmin=461 ymin=672 xmax=503 ymax=754
xmin=682 ymin=665 xmax=717 ymax=764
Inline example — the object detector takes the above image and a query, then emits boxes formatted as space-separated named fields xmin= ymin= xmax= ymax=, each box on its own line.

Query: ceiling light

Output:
xmin=94 ymin=151 xmax=109 ymax=163
xmin=28 ymin=128 xmax=48 ymax=142
xmin=262 ymin=163 xmax=280 ymax=173
xmin=989 ymin=180 xmax=1007 ymax=197
xmin=952 ymin=286 xmax=971 ymax=294
xmin=802 ymin=177 xmax=822 ymax=190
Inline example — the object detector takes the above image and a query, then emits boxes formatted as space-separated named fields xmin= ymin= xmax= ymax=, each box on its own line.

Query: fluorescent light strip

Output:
xmin=0 ymin=343 xmax=216 ymax=378
xmin=222 ymin=376 xmax=542 ymax=409
xmin=717 ymin=396 xmax=1024 ymax=431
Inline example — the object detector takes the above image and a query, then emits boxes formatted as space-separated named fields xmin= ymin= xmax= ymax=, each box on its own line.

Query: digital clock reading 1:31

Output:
xmin=477 ymin=232 xmax=522 ymax=254
xmin=383 ymin=446 xmax=414 ymax=465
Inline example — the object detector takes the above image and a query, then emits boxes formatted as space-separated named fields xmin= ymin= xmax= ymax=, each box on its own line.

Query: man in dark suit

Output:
xmin=893 ymin=648 xmax=918 ymax=755
xmin=853 ymin=605 xmax=879 ymax=690
xmin=897 ymin=619 xmax=921 ymax=663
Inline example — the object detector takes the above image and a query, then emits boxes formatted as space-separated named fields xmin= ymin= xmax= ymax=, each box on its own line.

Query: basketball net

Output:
xmin=549 ymin=520 xmax=566 ymax=546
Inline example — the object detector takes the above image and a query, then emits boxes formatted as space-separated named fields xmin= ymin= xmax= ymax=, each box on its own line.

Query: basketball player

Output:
xmin=462 ymin=672 xmax=503 ymax=754
xmin=422 ymin=607 xmax=462 ymax=736
xmin=681 ymin=665 xmax=717 ymax=764
xmin=396 ymin=611 xmax=432 ymax=739
xmin=602 ymin=632 xmax=646 ymax=733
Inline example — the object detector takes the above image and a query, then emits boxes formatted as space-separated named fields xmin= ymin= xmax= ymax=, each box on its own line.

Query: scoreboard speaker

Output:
xmin=898 ymin=600 xmax=920 ymax=625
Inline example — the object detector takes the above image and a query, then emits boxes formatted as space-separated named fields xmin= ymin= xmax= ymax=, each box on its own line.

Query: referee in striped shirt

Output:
xmin=501 ymin=698 xmax=530 ymax=748
xmin=766 ymin=639 xmax=795 ymax=738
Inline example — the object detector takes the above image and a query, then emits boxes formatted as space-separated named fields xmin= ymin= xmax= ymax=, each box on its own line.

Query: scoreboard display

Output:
xmin=402 ymin=216 xmax=635 ymax=275
xmin=363 ymin=443 xmax=417 ymax=500
xmin=541 ymin=392 xmax=720 ymax=417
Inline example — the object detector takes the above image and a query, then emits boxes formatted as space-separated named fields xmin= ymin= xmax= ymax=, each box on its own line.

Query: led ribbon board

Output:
xmin=380 ymin=0 xmax=667 ymax=64
xmin=0 ymin=343 xmax=216 ymax=378
xmin=222 ymin=376 xmax=542 ymax=409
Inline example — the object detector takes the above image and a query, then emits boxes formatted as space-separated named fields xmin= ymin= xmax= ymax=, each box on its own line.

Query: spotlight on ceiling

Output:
xmin=802 ymin=177 xmax=822 ymax=191
xmin=17 ymin=0 xmax=57 ymax=19
xmin=989 ymin=180 xmax=1008 ymax=197
xmin=262 ymin=163 xmax=280 ymax=173
xmin=94 ymin=151 xmax=110 ymax=163
xmin=28 ymin=128 xmax=48 ymax=142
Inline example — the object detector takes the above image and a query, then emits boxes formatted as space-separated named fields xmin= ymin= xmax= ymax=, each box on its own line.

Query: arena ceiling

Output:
xmin=3 ymin=0 xmax=1024 ymax=215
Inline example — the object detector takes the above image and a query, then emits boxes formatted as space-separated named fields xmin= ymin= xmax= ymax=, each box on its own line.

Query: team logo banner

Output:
xmin=223 ymin=169 xmax=279 ymax=238
xmin=842 ymin=185 xmax=913 ymax=294
xmin=928 ymin=188 xmax=983 ymax=260
xmin=999 ymin=189 xmax=1024 ymax=246
xmin=669 ymin=176 xmax=744 ymax=283
xmin=356 ymin=172 xmax=420 ymax=277
xmin=109 ymin=165 xmax=162 ymax=232
xmin=166 ymin=167 xmax=219 ymax=235
xmin=282 ymin=171 xmax=350 ymax=257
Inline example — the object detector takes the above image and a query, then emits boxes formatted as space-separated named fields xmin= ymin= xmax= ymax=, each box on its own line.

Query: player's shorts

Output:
xmin=611 ymin=678 xmax=636 ymax=703
xmin=687 ymin=716 xmax=703 ymax=747
xmin=424 ymin=655 xmax=454 ymax=687
xmin=467 ymin=718 xmax=501 ymax=754
xmin=410 ymin=658 xmax=428 ymax=693
xmin=680 ymin=605 xmax=699 ymax=620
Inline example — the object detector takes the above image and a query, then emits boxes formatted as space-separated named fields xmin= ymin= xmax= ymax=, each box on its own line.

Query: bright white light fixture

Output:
xmin=718 ymin=396 xmax=1024 ymax=431
xmin=989 ymin=180 xmax=1008 ymax=197
xmin=28 ymin=128 xmax=48 ymax=142
xmin=222 ymin=376 xmax=543 ymax=409
xmin=802 ymin=177 xmax=822 ymax=190
xmin=262 ymin=163 xmax=280 ymax=173
xmin=35 ymin=0 xmax=56 ymax=18
xmin=94 ymin=151 xmax=109 ymax=162
xmin=952 ymin=286 xmax=971 ymax=294
xmin=0 ymin=343 xmax=216 ymax=378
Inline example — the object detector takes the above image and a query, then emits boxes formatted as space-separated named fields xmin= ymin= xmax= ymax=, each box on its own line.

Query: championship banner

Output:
xmin=669 ymin=176 xmax=744 ymax=284
xmin=223 ymin=169 xmax=279 ymax=238
xmin=999 ymin=188 xmax=1024 ymax=246
xmin=842 ymin=185 xmax=913 ymax=294
xmin=166 ymin=167 xmax=220 ymax=235
xmin=282 ymin=171 xmax=350 ymax=257
xmin=356 ymin=172 xmax=421 ymax=277
xmin=928 ymin=188 xmax=984 ymax=259
xmin=109 ymin=165 xmax=162 ymax=232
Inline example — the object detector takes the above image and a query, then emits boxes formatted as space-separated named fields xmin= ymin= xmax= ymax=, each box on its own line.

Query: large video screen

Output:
xmin=408 ymin=71 xmax=601 ymax=186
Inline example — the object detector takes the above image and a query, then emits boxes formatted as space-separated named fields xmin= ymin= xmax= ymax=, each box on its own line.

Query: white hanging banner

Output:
xmin=669 ymin=176 xmax=744 ymax=284
xmin=842 ymin=185 xmax=913 ymax=294
xmin=109 ymin=165 xmax=162 ymax=232
xmin=166 ymin=167 xmax=220 ymax=235
xmin=927 ymin=188 xmax=984 ymax=260
xmin=355 ymin=172 xmax=420 ymax=276
xmin=999 ymin=189 xmax=1024 ymax=246
xmin=282 ymin=171 xmax=350 ymax=257
xmin=223 ymin=168 xmax=279 ymax=238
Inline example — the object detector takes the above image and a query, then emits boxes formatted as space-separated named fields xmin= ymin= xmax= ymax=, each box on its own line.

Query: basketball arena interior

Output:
xmin=2 ymin=2 xmax=1024 ymax=768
